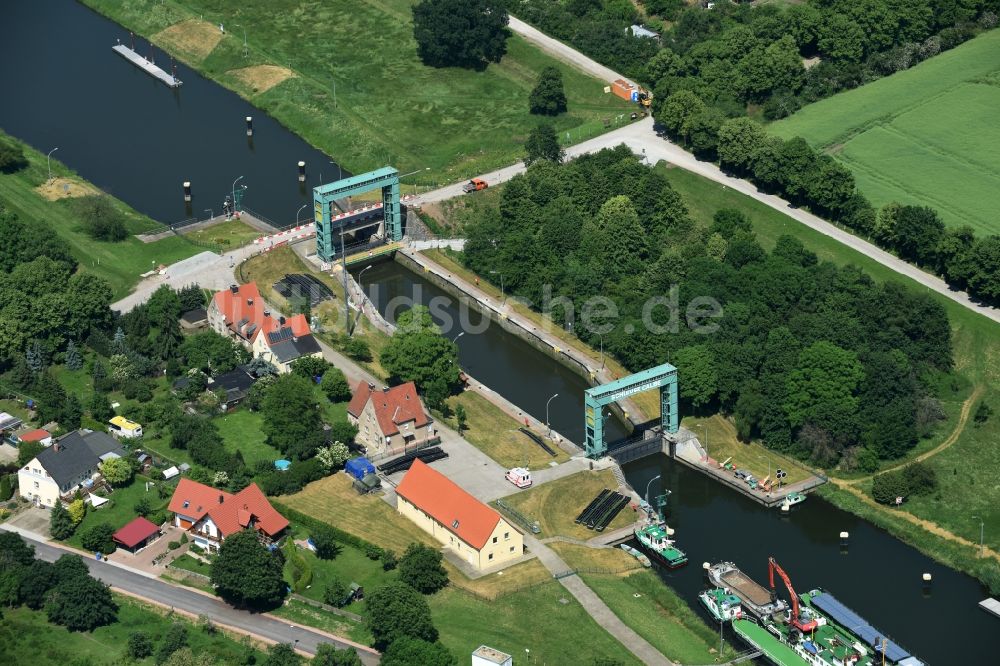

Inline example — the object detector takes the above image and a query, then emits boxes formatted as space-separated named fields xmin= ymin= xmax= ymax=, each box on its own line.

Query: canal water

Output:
xmin=363 ymin=260 xmax=994 ymax=665
xmin=0 ymin=0 xmax=345 ymax=226
xmin=356 ymin=261 xmax=629 ymax=445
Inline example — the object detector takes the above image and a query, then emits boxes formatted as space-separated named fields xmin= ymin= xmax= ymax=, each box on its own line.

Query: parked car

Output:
xmin=734 ymin=469 xmax=751 ymax=481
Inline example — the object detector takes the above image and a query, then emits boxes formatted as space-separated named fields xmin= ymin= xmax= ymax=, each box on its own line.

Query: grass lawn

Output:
xmin=0 ymin=595 xmax=263 ymax=665
xmin=213 ymin=409 xmax=280 ymax=466
xmin=502 ymin=470 xmax=635 ymax=540
xmin=771 ymin=30 xmax=1000 ymax=233
xmin=281 ymin=473 xmax=439 ymax=554
xmin=445 ymin=391 xmax=570 ymax=469
xmin=581 ymin=571 xmax=736 ymax=664
xmin=270 ymin=599 xmax=372 ymax=646
xmin=547 ymin=541 xmax=642 ymax=573
xmin=661 ymin=165 xmax=1000 ymax=564
xmin=429 ymin=583 xmax=642 ymax=666
xmin=67 ymin=475 xmax=173 ymax=550
xmin=682 ymin=414 xmax=812 ymax=486
xmin=82 ymin=0 xmax=631 ymax=185
xmin=284 ymin=540 xmax=395 ymax=611
xmin=0 ymin=130 xmax=202 ymax=298
xmin=182 ymin=218 xmax=262 ymax=249
xmin=169 ymin=552 xmax=212 ymax=577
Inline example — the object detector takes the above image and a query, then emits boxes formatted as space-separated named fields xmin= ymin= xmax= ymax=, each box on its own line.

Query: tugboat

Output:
xmin=780 ymin=492 xmax=806 ymax=511
xmin=699 ymin=587 xmax=743 ymax=622
xmin=633 ymin=490 xmax=688 ymax=568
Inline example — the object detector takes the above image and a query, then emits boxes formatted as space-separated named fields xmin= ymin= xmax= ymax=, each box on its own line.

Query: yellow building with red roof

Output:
xmin=395 ymin=459 xmax=523 ymax=571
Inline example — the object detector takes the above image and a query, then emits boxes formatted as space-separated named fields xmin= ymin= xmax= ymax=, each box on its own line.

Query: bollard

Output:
xmin=183 ymin=181 xmax=192 ymax=202
xmin=298 ymin=161 xmax=306 ymax=182
xmin=246 ymin=116 xmax=253 ymax=136
xmin=922 ymin=572 xmax=932 ymax=585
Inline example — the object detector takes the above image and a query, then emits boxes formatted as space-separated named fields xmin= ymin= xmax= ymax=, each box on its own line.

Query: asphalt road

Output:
xmin=416 ymin=16 xmax=1000 ymax=328
xmin=12 ymin=530 xmax=379 ymax=664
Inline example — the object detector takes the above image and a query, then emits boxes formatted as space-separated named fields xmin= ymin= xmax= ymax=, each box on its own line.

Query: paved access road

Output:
xmin=418 ymin=17 xmax=1000 ymax=328
xmin=7 ymin=528 xmax=379 ymax=664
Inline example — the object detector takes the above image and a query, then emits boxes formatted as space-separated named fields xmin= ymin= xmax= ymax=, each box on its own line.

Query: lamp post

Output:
xmin=235 ymin=24 xmax=247 ymax=57
xmin=399 ymin=167 xmax=430 ymax=194
xmin=453 ymin=331 xmax=465 ymax=343
xmin=489 ymin=270 xmax=505 ymax=303
xmin=644 ymin=474 xmax=661 ymax=507
xmin=357 ymin=264 xmax=373 ymax=309
xmin=973 ymin=515 xmax=985 ymax=557
xmin=231 ymin=175 xmax=244 ymax=212
xmin=46 ymin=147 xmax=59 ymax=182
xmin=204 ymin=208 xmax=214 ymax=220
xmin=598 ymin=332 xmax=605 ymax=370
xmin=296 ymin=204 xmax=307 ymax=226
xmin=545 ymin=393 xmax=559 ymax=436
xmin=697 ymin=422 xmax=709 ymax=460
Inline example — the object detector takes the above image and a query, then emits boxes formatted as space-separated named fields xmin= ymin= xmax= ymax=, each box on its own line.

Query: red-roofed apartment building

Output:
xmin=208 ymin=283 xmax=323 ymax=373
xmin=347 ymin=381 xmax=437 ymax=456
xmin=168 ymin=478 xmax=288 ymax=552
xmin=395 ymin=459 xmax=523 ymax=571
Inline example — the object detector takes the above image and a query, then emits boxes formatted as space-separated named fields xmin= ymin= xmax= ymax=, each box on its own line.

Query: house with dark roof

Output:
xmin=208 ymin=366 xmax=258 ymax=411
xmin=396 ymin=459 xmax=523 ymax=571
xmin=168 ymin=478 xmax=288 ymax=552
xmin=208 ymin=282 xmax=323 ymax=373
xmin=347 ymin=381 xmax=436 ymax=456
xmin=17 ymin=430 xmax=124 ymax=508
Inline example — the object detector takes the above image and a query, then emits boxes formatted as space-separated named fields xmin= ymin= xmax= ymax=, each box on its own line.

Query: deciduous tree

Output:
xmin=412 ymin=0 xmax=510 ymax=69
xmin=529 ymin=67 xmax=567 ymax=115
xmin=45 ymin=573 xmax=118 ymax=631
xmin=524 ymin=124 xmax=564 ymax=166
xmin=261 ymin=373 xmax=325 ymax=460
xmin=211 ymin=529 xmax=287 ymax=609
xmin=398 ymin=543 xmax=449 ymax=594
xmin=366 ymin=582 xmax=438 ymax=650
xmin=381 ymin=637 xmax=456 ymax=666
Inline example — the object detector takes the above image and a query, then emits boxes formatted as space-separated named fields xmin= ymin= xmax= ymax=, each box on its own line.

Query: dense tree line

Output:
xmin=0 ymin=533 xmax=117 ymax=631
xmin=412 ymin=0 xmax=511 ymax=70
xmin=520 ymin=0 xmax=999 ymax=113
xmin=657 ymin=104 xmax=1000 ymax=304
xmin=463 ymin=148 xmax=954 ymax=466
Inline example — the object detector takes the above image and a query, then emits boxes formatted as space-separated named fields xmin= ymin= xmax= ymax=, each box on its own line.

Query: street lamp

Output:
xmin=399 ymin=167 xmax=430 ymax=194
xmin=231 ymin=175 xmax=244 ymax=210
xmin=489 ymin=270 xmax=505 ymax=303
xmin=296 ymin=204 xmax=308 ymax=225
xmin=452 ymin=331 xmax=465 ymax=343
xmin=235 ymin=24 xmax=247 ymax=57
xmin=598 ymin=333 xmax=605 ymax=370
xmin=973 ymin=515 xmax=985 ymax=557
xmin=696 ymin=422 xmax=709 ymax=459
xmin=46 ymin=147 xmax=59 ymax=182
xmin=357 ymin=264 xmax=373 ymax=308
xmin=545 ymin=393 xmax=559 ymax=436
xmin=204 ymin=208 xmax=214 ymax=220
xmin=644 ymin=474 xmax=661 ymax=507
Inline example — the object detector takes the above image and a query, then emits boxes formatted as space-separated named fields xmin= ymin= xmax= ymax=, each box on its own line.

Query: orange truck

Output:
xmin=462 ymin=178 xmax=488 ymax=193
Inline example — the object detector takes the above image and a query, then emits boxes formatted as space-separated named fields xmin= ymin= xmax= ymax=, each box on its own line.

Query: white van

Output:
xmin=505 ymin=467 xmax=532 ymax=488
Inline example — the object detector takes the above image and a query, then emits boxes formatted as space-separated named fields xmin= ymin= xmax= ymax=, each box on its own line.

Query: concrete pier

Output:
xmin=112 ymin=44 xmax=182 ymax=88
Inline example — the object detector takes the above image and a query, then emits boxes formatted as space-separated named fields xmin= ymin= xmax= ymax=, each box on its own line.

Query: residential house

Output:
xmin=347 ymin=381 xmax=435 ymax=456
xmin=17 ymin=430 xmax=125 ymax=507
xmin=167 ymin=478 xmax=288 ymax=552
xmin=395 ymin=459 xmax=523 ymax=571
xmin=208 ymin=366 xmax=258 ymax=411
xmin=208 ymin=282 xmax=323 ymax=373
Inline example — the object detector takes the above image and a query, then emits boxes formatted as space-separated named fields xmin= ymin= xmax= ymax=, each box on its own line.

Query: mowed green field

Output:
xmin=772 ymin=29 xmax=1000 ymax=234
xmin=83 ymin=0 xmax=631 ymax=184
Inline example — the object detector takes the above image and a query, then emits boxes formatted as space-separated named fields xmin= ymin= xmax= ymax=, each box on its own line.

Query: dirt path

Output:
xmin=830 ymin=477 xmax=1000 ymax=562
xmin=845 ymin=385 xmax=985 ymax=486
xmin=828 ymin=385 xmax=995 ymax=561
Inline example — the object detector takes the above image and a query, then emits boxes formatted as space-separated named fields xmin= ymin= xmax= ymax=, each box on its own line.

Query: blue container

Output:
xmin=345 ymin=457 xmax=375 ymax=481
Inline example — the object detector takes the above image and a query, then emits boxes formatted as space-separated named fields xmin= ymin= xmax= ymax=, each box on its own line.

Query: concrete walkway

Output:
xmin=523 ymin=532 xmax=675 ymax=666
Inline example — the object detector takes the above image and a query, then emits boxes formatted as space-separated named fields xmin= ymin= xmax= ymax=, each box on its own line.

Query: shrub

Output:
xmin=381 ymin=548 xmax=398 ymax=571
xmin=365 ymin=543 xmax=383 ymax=560
xmin=324 ymin=576 xmax=349 ymax=607
xmin=73 ymin=196 xmax=128 ymax=242
xmin=80 ymin=523 xmax=116 ymax=554
xmin=311 ymin=527 xmax=342 ymax=560
xmin=343 ymin=338 xmax=372 ymax=362
xmin=974 ymin=401 xmax=992 ymax=425
xmin=127 ymin=632 xmax=154 ymax=660
xmin=168 ymin=541 xmax=181 ymax=551
xmin=0 ymin=140 xmax=28 ymax=173
xmin=0 ymin=474 xmax=12 ymax=501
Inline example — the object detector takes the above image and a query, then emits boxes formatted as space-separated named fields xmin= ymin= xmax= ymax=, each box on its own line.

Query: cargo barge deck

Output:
xmin=707 ymin=561 xmax=787 ymax=619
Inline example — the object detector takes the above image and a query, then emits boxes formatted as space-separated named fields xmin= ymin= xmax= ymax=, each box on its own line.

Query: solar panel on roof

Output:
xmin=810 ymin=592 xmax=911 ymax=663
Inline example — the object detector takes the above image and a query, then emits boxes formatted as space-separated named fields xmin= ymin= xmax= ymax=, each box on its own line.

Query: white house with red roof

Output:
xmin=347 ymin=381 xmax=436 ymax=456
xmin=168 ymin=478 xmax=288 ymax=552
xmin=396 ymin=459 xmax=523 ymax=571
xmin=208 ymin=283 xmax=323 ymax=373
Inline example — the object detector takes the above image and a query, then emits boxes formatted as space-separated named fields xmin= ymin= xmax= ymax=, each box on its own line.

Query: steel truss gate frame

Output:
xmin=314 ymin=167 xmax=401 ymax=262
xmin=584 ymin=363 xmax=678 ymax=458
